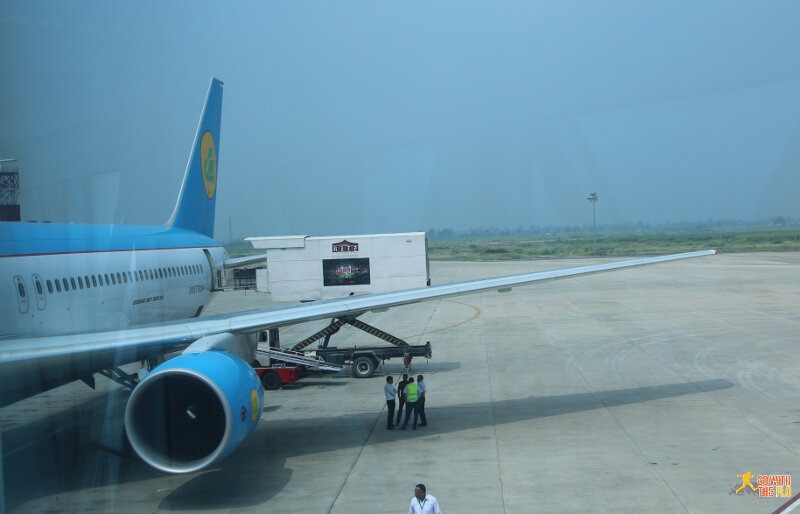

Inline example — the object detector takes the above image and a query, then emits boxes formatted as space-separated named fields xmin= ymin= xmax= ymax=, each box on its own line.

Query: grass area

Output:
xmin=427 ymin=227 xmax=800 ymax=261
xmin=225 ymin=228 xmax=800 ymax=261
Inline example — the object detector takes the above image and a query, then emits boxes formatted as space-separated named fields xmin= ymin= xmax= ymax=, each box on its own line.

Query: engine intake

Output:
xmin=124 ymin=350 xmax=262 ymax=474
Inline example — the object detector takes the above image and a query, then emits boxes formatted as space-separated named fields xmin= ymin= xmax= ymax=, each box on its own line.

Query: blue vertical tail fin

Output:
xmin=167 ymin=78 xmax=223 ymax=238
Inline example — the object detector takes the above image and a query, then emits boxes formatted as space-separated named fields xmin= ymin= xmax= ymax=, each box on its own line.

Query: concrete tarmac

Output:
xmin=2 ymin=252 xmax=800 ymax=512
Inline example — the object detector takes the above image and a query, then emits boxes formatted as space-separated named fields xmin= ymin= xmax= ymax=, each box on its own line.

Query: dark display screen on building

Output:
xmin=322 ymin=258 xmax=371 ymax=286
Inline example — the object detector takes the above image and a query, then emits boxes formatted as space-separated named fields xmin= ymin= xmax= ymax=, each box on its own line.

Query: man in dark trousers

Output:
xmin=384 ymin=376 xmax=397 ymax=429
xmin=400 ymin=376 xmax=419 ymax=430
xmin=417 ymin=375 xmax=427 ymax=427
xmin=395 ymin=373 xmax=409 ymax=426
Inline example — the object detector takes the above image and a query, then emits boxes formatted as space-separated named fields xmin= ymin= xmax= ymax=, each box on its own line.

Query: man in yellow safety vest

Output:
xmin=400 ymin=377 xmax=420 ymax=430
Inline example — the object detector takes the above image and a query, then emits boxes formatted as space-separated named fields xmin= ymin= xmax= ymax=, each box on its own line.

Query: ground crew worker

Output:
xmin=403 ymin=353 xmax=412 ymax=374
xmin=395 ymin=373 xmax=409 ymax=425
xmin=385 ymin=376 xmax=397 ymax=429
xmin=400 ymin=377 xmax=419 ymax=430
xmin=417 ymin=375 xmax=427 ymax=427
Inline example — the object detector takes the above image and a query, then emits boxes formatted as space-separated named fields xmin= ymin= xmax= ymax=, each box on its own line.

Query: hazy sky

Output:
xmin=2 ymin=1 xmax=800 ymax=239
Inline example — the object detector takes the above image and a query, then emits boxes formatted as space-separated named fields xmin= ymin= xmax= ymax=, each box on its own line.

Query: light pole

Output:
xmin=586 ymin=192 xmax=598 ymax=255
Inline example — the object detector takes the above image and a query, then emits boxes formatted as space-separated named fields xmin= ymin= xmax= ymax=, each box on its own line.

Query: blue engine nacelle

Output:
xmin=124 ymin=350 xmax=263 ymax=474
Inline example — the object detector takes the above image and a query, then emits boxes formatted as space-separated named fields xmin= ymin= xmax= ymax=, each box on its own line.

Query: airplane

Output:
xmin=0 ymin=77 xmax=716 ymax=475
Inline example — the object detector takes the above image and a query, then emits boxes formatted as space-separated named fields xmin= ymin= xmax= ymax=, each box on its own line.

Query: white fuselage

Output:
xmin=1 ymin=242 xmax=227 ymax=339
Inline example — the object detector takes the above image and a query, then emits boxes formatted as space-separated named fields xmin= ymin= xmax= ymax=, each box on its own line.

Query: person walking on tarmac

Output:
xmin=395 ymin=373 xmax=409 ymax=425
xmin=400 ymin=377 xmax=420 ymax=430
xmin=385 ymin=376 xmax=397 ymax=429
xmin=408 ymin=483 xmax=442 ymax=514
xmin=417 ymin=375 xmax=427 ymax=427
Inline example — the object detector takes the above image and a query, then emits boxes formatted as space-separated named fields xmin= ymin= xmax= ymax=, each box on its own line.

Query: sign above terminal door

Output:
xmin=332 ymin=240 xmax=359 ymax=253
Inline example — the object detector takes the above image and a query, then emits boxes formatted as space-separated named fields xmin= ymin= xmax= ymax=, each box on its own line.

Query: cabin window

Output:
xmin=77 ymin=276 xmax=84 ymax=289
xmin=127 ymin=271 xmax=133 ymax=282
xmin=62 ymin=278 xmax=69 ymax=291
xmin=92 ymin=275 xmax=98 ymax=287
xmin=121 ymin=272 xmax=127 ymax=284
xmin=46 ymin=280 xmax=54 ymax=294
xmin=158 ymin=269 xmax=163 ymax=279
xmin=70 ymin=277 xmax=77 ymax=290
xmin=55 ymin=280 xmax=61 ymax=292
xmin=84 ymin=275 xmax=91 ymax=288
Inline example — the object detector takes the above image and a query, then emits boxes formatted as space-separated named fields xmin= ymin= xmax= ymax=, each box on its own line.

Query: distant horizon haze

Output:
xmin=2 ymin=2 xmax=799 ymax=238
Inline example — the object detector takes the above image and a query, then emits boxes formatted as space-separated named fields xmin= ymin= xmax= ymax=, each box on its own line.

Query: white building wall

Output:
xmin=250 ymin=233 xmax=428 ymax=302
xmin=255 ymin=268 xmax=269 ymax=293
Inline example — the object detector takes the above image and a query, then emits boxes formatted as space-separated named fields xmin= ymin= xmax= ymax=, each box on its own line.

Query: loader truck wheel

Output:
xmin=352 ymin=356 xmax=376 ymax=378
xmin=261 ymin=371 xmax=281 ymax=390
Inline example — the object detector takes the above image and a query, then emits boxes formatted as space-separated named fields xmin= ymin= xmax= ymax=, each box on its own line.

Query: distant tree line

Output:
xmin=424 ymin=216 xmax=796 ymax=240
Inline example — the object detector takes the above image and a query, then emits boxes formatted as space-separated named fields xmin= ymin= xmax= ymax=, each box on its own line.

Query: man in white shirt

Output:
xmin=417 ymin=375 xmax=427 ymax=427
xmin=409 ymin=483 xmax=442 ymax=514
xmin=384 ymin=376 xmax=397 ymax=429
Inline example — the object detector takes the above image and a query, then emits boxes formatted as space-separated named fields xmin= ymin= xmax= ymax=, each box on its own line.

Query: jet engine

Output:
xmin=124 ymin=350 xmax=263 ymax=473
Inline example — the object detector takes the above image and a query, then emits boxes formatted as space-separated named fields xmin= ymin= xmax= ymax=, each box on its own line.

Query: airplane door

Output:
xmin=13 ymin=275 xmax=29 ymax=313
xmin=31 ymin=274 xmax=47 ymax=310
xmin=202 ymin=249 xmax=222 ymax=291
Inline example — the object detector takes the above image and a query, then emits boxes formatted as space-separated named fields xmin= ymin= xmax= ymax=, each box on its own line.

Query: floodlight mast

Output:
xmin=587 ymin=192 xmax=598 ymax=255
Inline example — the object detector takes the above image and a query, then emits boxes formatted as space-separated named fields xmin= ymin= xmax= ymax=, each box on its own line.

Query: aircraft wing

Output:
xmin=224 ymin=249 xmax=716 ymax=332
xmin=0 ymin=250 xmax=715 ymax=401
xmin=223 ymin=254 xmax=267 ymax=269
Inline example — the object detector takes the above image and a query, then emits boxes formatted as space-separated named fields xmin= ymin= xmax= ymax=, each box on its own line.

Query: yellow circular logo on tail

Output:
xmin=251 ymin=389 xmax=260 ymax=422
xmin=200 ymin=131 xmax=217 ymax=199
